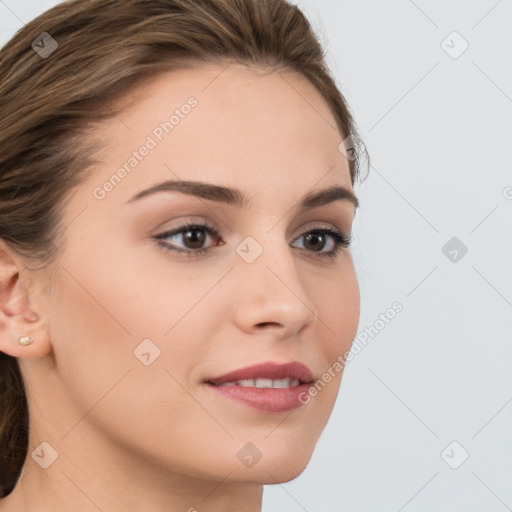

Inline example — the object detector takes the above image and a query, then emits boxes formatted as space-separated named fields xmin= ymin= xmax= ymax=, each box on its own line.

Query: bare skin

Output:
xmin=0 ymin=62 xmax=359 ymax=512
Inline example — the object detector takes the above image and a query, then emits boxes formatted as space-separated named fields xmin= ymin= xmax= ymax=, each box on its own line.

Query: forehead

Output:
xmin=82 ymin=62 xmax=352 ymax=208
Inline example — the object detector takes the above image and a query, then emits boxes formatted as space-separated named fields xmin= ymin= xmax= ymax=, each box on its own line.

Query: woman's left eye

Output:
xmin=154 ymin=222 xmax=352 ymax=260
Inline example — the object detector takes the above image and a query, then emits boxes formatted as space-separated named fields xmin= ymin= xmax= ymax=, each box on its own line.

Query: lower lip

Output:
xmin=204 ymin=383 xmax=312 ymax=413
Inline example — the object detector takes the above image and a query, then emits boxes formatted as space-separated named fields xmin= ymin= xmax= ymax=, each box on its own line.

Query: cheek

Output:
xmin=47 ymin=263 xmax=139 ymax=423
xmin=308 ymin=257 xmax=360 ymax=356
xmin=48 ymin=240 xmax=225 ymax=402
xmin=47 ymin=251 xmax=227 ymax=454
xmin=294 ymin=257 xmax=359 ymax=418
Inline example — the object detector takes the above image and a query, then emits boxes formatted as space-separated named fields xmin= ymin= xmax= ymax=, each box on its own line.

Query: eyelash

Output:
xmin=154 ymin=221 xmax=352 ymax=261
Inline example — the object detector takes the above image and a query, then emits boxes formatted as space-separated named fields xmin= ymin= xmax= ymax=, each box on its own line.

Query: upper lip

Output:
xmin=204 ymin=361 xmax=314 ymax=385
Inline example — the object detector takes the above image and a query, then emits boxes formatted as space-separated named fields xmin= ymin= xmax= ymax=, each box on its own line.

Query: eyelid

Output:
xmin=153 ymin=218 xmax=348 ymax=242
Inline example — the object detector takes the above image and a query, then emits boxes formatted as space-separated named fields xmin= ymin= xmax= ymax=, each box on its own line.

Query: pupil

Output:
xmin=185 ymin=229 xmax=205 ymax=249
xmin=305 ymin=232 xmax=325 ymax=252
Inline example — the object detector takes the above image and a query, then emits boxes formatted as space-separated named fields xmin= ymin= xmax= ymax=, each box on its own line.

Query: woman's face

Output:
xmin=27 ymin=62 xmax=359 ymax=484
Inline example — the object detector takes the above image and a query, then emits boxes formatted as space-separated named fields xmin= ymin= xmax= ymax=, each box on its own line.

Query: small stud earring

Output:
xmin=18 ymin=336 xmax=33 ymax=346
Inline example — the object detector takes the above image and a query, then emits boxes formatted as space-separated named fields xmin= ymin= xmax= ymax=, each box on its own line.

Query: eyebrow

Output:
xmin=127 ymin=179 xmax=359 ymax=211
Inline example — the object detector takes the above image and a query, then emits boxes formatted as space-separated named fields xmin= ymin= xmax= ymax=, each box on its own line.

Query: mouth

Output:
xmin=203 ymin=361 xmax=315 ymax=413
xmin=213 ymin=377 xmax=303 ymax=388
xmin=204 ymin=360 xmax=314 ymax=386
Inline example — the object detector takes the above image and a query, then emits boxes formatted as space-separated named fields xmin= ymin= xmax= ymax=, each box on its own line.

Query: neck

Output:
xmin=1 ymin=435 xmax=264 ymax=512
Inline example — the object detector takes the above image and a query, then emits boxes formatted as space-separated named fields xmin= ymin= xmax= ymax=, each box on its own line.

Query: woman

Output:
xmin=0 ymin=0 xmax=366 ymax=510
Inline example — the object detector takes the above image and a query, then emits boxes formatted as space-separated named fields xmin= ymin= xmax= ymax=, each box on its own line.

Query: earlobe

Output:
xmin=0 ymin=240 xmax=52 ymax=359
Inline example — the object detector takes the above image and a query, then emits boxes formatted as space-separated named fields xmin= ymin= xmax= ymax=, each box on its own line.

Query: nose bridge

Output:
xmin=233 ymin=228 xmax=316 ymax=333
xmin=236 ymin=227 xmax=294 ymax=281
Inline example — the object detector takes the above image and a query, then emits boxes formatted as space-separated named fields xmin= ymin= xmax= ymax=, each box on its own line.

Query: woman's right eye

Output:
xmin=154 ymin=222 xmax=222 ymax=258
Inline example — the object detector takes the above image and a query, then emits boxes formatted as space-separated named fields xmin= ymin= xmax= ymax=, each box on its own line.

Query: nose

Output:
xmin=232 ymin=234 xmax=317 ymax=338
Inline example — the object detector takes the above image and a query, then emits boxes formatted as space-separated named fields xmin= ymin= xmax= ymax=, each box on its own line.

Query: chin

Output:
xmin=266 ymin=459 xmax=311 ymax=484
xmin=228 ymin=448 xmax=315 ymax=485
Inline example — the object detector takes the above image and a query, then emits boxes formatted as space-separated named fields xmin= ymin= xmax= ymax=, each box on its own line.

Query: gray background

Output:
xmin=1 ymin=1 xmax=511 ymax=510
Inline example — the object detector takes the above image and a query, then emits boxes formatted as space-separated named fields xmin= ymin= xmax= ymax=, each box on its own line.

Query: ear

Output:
xmin=0 ymin=239 xmax=52 ymax=359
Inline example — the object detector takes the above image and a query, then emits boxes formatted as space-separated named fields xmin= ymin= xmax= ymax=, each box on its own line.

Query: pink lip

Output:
xmin=205 ymin=361 xmax=314 ymax=385
xmin=203 ymin=361 xmax=314 ymax=413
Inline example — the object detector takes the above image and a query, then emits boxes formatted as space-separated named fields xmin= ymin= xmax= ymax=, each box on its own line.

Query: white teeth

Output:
xmin=238 ymin=379 xmax=255 ymax=387
xmin=255 ymin=378 xmax=273 ymax=388
xmin=218 ymin=378 xmax=301 ymax=388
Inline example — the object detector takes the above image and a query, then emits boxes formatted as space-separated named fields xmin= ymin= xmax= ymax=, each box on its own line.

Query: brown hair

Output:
xmin=0 ymin=0 xmax=367 ymax=497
